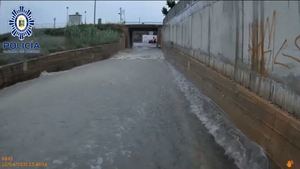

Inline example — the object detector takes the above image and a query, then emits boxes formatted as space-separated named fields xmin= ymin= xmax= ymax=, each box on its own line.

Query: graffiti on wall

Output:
xmin=272 ymin=35 xmax=300 ymax=69
xmin=248 ymin=10 xmax=300 ymax=76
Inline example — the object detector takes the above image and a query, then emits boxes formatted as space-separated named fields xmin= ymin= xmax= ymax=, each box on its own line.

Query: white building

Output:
xmin=68 ymin=12 xmax=82 ymax=26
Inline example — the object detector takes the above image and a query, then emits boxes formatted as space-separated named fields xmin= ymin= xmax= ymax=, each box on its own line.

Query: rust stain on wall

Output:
xmin=248 ymin=11 xmax=277 ymax=76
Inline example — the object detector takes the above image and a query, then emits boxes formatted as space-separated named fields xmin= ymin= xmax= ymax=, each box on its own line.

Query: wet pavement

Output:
xmin=0 ymin=47 xmax=268 ymax=169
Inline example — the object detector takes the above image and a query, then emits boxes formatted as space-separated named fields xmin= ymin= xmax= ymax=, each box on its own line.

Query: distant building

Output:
xmin=98 ymin=18 xmax=102 ymax=25
xmin=68 ymin=12 xmax=82 ymax=26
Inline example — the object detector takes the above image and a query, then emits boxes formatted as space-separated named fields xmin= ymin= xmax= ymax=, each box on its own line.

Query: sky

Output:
xmin=0 ymin=1 xmax=166 ymax=34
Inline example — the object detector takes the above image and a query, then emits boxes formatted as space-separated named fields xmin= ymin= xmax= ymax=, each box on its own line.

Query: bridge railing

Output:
xmin=125 ymin=21 xmax=162 ymax=25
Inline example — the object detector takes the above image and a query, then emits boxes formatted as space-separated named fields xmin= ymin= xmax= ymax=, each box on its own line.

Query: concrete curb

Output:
xmin=0 ymin=40 xmax=125 ymax=89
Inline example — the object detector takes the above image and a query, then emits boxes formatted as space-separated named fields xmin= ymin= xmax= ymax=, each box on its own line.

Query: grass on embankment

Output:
xmin=0 ymin=24 xmax=122 ymax=66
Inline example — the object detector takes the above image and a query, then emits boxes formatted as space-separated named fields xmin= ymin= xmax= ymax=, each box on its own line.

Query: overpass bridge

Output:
xmin=111 ymin=23 xmax=162 ymax=48
xmin=125 ymin=24 xmax=162 ymax=48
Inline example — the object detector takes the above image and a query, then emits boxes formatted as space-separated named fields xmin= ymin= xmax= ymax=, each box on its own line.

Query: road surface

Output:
xmin=0 ymin=47 xmax=268 ymax=169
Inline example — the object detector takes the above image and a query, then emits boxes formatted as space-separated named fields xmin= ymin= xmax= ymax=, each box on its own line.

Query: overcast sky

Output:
xmin=0 ymin=1 xmax=166 ymax=34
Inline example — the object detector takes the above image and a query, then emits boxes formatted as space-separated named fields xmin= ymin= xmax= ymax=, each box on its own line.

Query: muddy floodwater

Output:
xmin=0 ymin=47 xmax=269 ymax=169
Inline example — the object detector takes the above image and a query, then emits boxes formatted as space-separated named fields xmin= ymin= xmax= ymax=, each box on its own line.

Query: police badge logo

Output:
xmin=9 ymin=6 xmax=35 ymax=41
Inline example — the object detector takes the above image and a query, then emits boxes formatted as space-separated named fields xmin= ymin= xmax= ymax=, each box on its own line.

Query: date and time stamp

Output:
xmin=0 ymin=154 xmax=296 ymax=168
xmin=0 ymin=155 xmax=48 ymax=168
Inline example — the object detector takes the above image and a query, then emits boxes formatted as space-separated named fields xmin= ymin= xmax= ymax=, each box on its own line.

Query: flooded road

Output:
xmin=0 ymin=47 xmax=268 ymax=169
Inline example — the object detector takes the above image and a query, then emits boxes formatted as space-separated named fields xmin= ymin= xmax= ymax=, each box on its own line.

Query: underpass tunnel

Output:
xmin=132 ymin=30 xmax=158 ymax=48
xmin=127 ymin=26 xmax=161 ymax=48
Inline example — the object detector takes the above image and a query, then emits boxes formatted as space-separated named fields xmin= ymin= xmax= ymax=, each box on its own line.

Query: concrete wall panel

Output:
xmin=163 ymin=0 xmax=300 ymax=117
xmin=163 ymin=1 xmax=300 ymax=168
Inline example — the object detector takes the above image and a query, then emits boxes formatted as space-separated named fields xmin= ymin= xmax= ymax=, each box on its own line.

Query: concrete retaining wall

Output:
xmin=162 ymin=1 xmax=300 ymax=168
xmin=0 ymin=39 xmax=125 ymax=89
xmin=162 ymin=1 xmax=300 ymax=117
xmin=164 ymin=47 xmax=300 ymax=169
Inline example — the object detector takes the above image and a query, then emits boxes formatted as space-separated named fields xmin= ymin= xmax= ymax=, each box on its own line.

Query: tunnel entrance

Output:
xmin=131 ymin=30 xmax=157 ymax=48
xmin=125 ymin=24 xmax=162 ymax=48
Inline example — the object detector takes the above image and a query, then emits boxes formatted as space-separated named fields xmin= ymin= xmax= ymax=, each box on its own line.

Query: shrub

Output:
xmin=65 ymin=25 xmax=120 ymax=48
xmin=0 ymin=33 xmax=10 ymax=42
xmin=0 ymin=58 xmax=8 ymax=66
xmin=162 ymin=7 xmax=168 ymax=16
xmin=44 ymin=28 xmax=65 ymax=36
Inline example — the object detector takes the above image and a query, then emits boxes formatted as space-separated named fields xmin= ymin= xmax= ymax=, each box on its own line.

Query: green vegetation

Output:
xmin=44 ymin=28 xmax=65 ymax=36
xmin=65 ymin=24 xmax=120 ymax=48
xmin=161 ymin=0 xmax=176 ymax=16
xmin=167 ymin=0 xmax=176 ymax=9
xmin=162 ymin=7 xmax=168 ymax=16
xmin=0 ymin=33 xmax=10 ymax=42
xmin=0 ymin=24 xmax=122 ymax=66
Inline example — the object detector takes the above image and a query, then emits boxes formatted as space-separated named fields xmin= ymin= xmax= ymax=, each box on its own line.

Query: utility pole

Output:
xmin=84 ymin=11 xmax=87 ymax=24
xmin=66 ymin=6 xmax=69 ymax=26
xmin=123 ymin=9 xmax=126 ymax=24
xmin=118 ymin=7 xmax=124 ymax=23
xmin=118 ymin=7 xmax=122 ymax=23
xmin=93 ymin=0 xmax=96 ymax=24
xmin=53 ymin=17 xmax=56 ymax=28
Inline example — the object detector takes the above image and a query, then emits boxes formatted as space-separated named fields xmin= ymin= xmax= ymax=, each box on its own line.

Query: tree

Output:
xmin=162 ymin=0 xmax=176 ymax=16
xmin=167 ymin=0 xmax=176 ymax=9
xmin=161 ymin=6 xmax=168 ymax=16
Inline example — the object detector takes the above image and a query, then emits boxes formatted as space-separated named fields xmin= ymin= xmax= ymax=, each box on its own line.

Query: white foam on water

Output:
xmin=52 ymin=159 xmax=63 ymax=165
xmin=111 ymin=48 xmax=164 ymax=60
xmin=90 ymin=157 xmax=103 ymax=169
xmin=168 ymin=63 xmax=269 ymax=169
xmin=40 ymin=71 xmax=57 ymax=76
